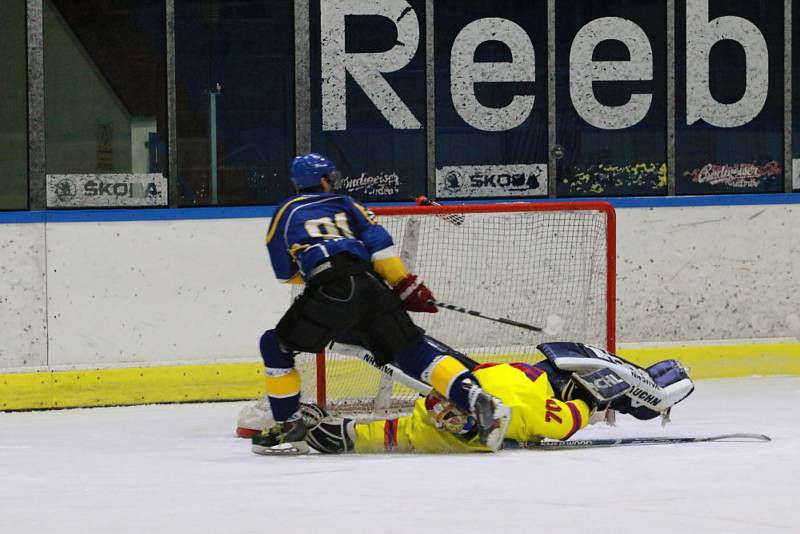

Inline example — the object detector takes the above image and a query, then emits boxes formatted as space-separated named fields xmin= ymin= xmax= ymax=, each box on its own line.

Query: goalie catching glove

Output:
xmin=393 ymin=274 xmax=437 ymax=313
xmin=305 ymin=412 xmax=357 ymax=454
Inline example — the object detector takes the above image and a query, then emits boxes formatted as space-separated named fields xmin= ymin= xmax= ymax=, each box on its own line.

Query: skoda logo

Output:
xmin=54 ymin=178 xmax=77 ymax=202
xmin=444 ymin=170 xmax=462 ymax=192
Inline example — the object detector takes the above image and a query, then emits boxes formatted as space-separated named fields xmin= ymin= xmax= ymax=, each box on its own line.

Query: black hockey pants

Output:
xmin=275 ymin=254 xmax=423 ymax=365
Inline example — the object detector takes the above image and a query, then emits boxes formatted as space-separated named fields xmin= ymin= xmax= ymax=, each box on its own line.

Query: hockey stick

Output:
xmin=414 ymin=198 xmax=559 ymax=336
xmin=329 ymin=342 xmax=433 ymax=396
xmin=504 ymin=433 xmax=771 ymax=450
xmin=431 ymin=299 xmax=565 ymax=336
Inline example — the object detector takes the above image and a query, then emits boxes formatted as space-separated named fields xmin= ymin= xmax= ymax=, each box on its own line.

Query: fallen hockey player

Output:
xmin=241 ymin=341 xmax=695 ymax=454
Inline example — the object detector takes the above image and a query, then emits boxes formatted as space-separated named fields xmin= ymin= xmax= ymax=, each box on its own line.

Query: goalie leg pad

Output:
xmin=306 ymin=416 xmax=356 ymax=454
xmin=533 ymin=360 xmax=629 ymax=410
xmin=537 ymin=343 xmax=694 ymax=419
xmin=570 ymin=368 xmax=632 ymax=404
xmin=611 ymin=360 xmax=694 ymax=420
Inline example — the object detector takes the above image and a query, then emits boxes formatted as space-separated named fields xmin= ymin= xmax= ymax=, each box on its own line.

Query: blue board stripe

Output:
xmin=1 ymin=193 xmax=798 ymax=224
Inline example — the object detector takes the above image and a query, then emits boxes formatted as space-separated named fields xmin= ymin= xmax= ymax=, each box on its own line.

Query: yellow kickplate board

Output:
xmin=618 ymin=342 xmax=800 ymax=379
xmin=0 ymin=363 xmax=265 ymax=411
xmin=2 ymin=342 xmax=799 ymax=411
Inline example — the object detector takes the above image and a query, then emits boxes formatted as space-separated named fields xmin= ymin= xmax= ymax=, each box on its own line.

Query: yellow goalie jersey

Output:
xmin=353 ymin=362 xmax=591 ymax=453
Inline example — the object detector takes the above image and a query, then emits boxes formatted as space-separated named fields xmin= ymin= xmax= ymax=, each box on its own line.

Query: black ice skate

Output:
xmin=251 ymin=418 xmax=309 ymax=455
xmin=463 ymin=380 xmax=511 ymax=452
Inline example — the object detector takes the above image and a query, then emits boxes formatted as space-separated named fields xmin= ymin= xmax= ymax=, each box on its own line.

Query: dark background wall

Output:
xmin=2 ymin=0 xmax=799 ymax=211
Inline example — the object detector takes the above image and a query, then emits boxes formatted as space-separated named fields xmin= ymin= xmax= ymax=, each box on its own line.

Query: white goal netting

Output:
xmin=295 ymin=202 xmax=615 ymax=417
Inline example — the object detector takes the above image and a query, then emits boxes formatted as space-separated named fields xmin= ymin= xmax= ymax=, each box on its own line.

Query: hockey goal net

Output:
xmin=295 ymin=201 xmax=616 ymax=417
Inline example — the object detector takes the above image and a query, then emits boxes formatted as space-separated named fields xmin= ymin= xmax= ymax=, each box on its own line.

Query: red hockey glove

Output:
xmin=394 ymin=274 xmax=437 ymax=313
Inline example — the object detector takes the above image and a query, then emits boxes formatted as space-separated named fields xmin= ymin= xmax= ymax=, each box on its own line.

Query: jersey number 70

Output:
xmin=544 ymin=399 xmax=563 ymax=424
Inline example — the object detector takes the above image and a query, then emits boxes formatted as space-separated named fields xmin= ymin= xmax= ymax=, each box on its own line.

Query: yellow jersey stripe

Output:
xmin=285 ymin=272 xmax=304 ymax=285
xmin=266 ymin=196 xmax=309 ymax=244
xmin=289 ymin=243 xmax=310 ymax=261
xmin=353 ymin=201 xmax=378 ymax=224
xmin=372 ymin=255 xmax=408 ymax=286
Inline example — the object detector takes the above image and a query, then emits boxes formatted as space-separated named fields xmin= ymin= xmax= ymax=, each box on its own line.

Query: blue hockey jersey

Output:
xmin=265 ymin=193 xmax=398 ymax=283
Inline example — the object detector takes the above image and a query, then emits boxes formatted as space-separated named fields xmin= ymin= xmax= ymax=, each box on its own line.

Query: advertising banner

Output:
xmin=675 ymin=0 xmax=783 ymax=194
xmin=46 ymin=174 xmax=168 ymax=208
xmin=555 ymin=0 xmax=667 ymax=196
xmin=434 ymin=0 xmax=547 ymax=199
xmin=309 ymin=0 xmax=426 ymax=202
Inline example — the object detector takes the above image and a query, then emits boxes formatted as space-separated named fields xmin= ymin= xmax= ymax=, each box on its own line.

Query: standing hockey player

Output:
xmin=300 ymin=342 xmax=695 ymax=454
xmin=252 ymin=153 xmax=510 ymax=454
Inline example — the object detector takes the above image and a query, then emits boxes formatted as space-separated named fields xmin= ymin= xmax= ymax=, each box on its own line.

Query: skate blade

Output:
xmin=251 ymin=441 xmax=310 ymax=456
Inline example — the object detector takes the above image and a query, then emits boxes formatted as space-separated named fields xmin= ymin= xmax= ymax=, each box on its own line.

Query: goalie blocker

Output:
xmin=537 ymin=342 xmax=694 ymax=421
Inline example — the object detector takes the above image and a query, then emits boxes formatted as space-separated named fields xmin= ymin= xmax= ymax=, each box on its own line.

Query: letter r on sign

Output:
xmin=321 ymin=0 xmax=422 ymax=131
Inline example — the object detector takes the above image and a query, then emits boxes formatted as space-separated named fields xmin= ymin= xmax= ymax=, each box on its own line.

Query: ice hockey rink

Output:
xmin=1 ymin=376 xmax=797 ymax=534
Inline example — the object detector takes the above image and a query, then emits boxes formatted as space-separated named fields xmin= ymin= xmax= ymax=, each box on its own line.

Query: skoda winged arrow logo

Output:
xmin=444 ymin=170 xmax=462 ymax=192
xmin=54 ymin=178 xmax=77 ymax=202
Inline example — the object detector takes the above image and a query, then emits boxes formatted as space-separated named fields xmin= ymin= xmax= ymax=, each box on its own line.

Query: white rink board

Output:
xmin=45 ymin=217 xmax=289 ymax=368
xmin=0 ymin=223 xmax=47 ymax=368
xmin=616 ymin=204 xmax=800 ymax=342
xmin=2 ymin=202 xmax=800 ymax=372
xmin=0 ymin=377 xmax=796 ymax=534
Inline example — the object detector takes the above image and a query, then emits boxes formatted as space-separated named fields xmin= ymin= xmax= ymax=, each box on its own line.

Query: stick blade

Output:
xmin=706 ymin=433 xmax=772 ymax=442
xmin=510 ymin=432 xmax=772 ymax=450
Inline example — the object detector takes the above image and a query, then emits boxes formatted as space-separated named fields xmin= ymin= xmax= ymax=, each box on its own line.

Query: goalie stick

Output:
xmin=504 ymin=433 xmax=771 ymax=450
xmin=329 ymin=342 xmax=433 ymax=396
xmin=329 ymin=345 xmax=762 ymax=452
xmin=431 ymin=299 xmax=565 ymax=336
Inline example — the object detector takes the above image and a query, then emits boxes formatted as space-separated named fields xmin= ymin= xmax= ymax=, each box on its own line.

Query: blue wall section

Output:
xmin=3 ymin=194 xmax=800 ymax=224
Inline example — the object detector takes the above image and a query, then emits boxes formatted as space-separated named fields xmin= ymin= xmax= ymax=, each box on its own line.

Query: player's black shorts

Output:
xmin=276 ymin=253 xmax=423 ymax=365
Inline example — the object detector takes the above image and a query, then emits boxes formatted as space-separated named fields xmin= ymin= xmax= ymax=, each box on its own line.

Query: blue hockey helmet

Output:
xmin=290 ymin=153 xmax=339 ymax=192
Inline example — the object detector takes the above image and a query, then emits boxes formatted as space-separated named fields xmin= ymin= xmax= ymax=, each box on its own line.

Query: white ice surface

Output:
xmin=1 ymin=377 xmax=798 ymax=534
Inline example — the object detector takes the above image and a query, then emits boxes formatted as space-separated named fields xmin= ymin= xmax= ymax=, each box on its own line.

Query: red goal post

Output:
xmin=297 ymin=201 xmax=616 ymax=416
